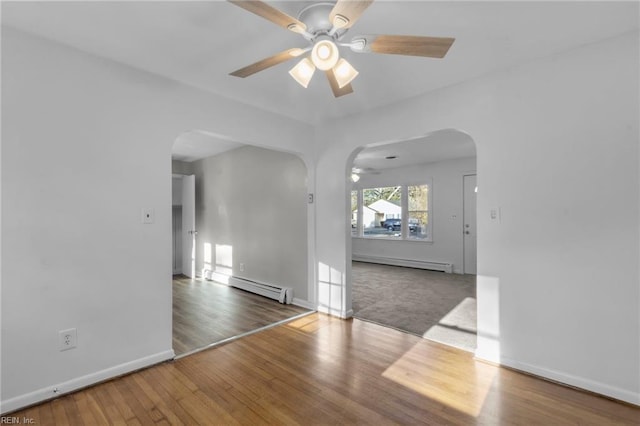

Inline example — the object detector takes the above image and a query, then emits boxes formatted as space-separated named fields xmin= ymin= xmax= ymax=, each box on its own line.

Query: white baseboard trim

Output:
xmin=292 ymin=298 xmax=315 ymax=310
xmin=474 ymin=338 xmax=501 ymax=364
xmin=317 ymin=305 xmax=353 ymax=319
xmin=353 ymin=254 xmax=453 ymax=273
xmin=0 ymin=349 xmax=175 ymax=415
xmin=499 ymin=356 xmax=640 ymax=406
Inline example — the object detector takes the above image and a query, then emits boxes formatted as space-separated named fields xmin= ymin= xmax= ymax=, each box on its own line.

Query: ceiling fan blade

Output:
xmin=325 ymin=70 xmax=354 ymax=98
xmin=329 ymin=0 xmax=373 ymax=29
xmin=367 ymin=35 xmax=455 ymax=58
xmin=230 ymin=48 xmax=305 ymax=78
xmin=228 ymin=1 xmax=307 ymax=34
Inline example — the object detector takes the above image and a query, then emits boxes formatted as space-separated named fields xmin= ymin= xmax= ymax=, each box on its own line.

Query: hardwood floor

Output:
xmin=173 ymin=275 xmax=311 ymax=355
xmin=10 ymin=314 xmax=640 ymax=425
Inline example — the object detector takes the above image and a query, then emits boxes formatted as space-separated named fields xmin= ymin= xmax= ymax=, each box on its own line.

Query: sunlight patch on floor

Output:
xmin=382 ymin=341 xmax=497 ymax=417
xmin=423 ymin=297 xmax=477 ymax=352
xmin=285 ymin=313 xmax=322 ymax=332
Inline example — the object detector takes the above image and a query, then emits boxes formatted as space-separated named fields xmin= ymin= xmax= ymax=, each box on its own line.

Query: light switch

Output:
xmin=142 ymin=208 xmax=154 ymax=224
xmin=490 ymin=207 xmax=501 ymax=222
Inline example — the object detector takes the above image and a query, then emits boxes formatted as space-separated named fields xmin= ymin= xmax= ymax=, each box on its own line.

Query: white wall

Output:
xmin=352 ymin=157 xmax=476 ymax=274
xmin=314 ymin=32 xmax=640 ymax=404
xmin=171 ymin=176 xmax=182 ymax=206
xmin=190 ymin=146 xmax=308 ymax=301
xmin=1 ymin=20 xmax=639 ymax=413
xmin=171 ymin=160 xmax=193 ymax=177
xmin=0 ymin=27 xmax=314 ymax=412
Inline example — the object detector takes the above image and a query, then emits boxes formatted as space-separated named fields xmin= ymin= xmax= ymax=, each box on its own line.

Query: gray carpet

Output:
xmin=352 ymin=261 xmax=477 ymax=352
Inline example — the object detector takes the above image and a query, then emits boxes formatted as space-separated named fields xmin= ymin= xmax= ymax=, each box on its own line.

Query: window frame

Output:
xmin=351 ymin=180 xmax=433 ymax=243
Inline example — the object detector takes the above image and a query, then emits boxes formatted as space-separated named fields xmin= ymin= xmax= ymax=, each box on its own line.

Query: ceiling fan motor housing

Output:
xmin=297 ymin=2 xmax=346 ymax=41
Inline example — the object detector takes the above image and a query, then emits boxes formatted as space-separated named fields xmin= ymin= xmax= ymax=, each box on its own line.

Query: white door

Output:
xmin=181 ymin=175 xmax=196 ymax=278
xmin=172 ymin=206 xmax=182 ymax=274
xmin=463 ymin=174 xmax=477 ymax=274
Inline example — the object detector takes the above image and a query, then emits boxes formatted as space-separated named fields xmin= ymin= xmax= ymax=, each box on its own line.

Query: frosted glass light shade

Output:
xmin=333 ymin=58 xmax=359 ymax=88
xmin=289 ymin=58 xmax=316 ymax=88
xmin=311 ymin=39 xmax=339 ymax=71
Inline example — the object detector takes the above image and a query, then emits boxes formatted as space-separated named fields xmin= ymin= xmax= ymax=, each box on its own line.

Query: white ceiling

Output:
xmin=172 ymin=131 xmax=245 ymax=162
xmin=353 ymin=129 xmax=475 ymax=172
xmin=3 ymin=1 xmax=638 ymax=126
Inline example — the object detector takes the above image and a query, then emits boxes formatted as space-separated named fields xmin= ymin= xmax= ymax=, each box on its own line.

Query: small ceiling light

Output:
xmin=351 ymin=173 xmax=360 ymax=183
xmin=332 ymin=58 xmax=359 ymax=88
xmin=311 ymin=39 xmax=339 ymax=71
xmin=289 ymin=58 xmax=316 ymax=88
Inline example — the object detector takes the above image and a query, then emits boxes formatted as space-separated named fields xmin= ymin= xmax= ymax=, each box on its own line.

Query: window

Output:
xmin=408 ymin=184 xmax=429 ymax=240
xmin=362 ymin=186 xmax=402 ymax=238
xmin=351 ymin=190 xmax=358 ymax=236
xmin=351 ymin=183 xmax=432 ymax=241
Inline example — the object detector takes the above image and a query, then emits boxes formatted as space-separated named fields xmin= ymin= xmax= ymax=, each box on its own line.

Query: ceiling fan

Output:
xmin=228 ymin=0 xmax=455 ymax=97
xmin=350 ymin=166 xmax=380 ymax=182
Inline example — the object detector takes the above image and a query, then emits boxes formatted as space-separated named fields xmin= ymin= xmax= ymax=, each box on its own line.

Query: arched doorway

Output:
xmin=170 ymin=130 xmax=313 ymax=356
xmin=346 ymin=129 xmax=478 ymax=352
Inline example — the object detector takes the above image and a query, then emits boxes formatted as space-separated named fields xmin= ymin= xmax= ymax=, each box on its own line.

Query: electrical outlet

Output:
xmin=59 ymin=328 xmax=77 ymax=351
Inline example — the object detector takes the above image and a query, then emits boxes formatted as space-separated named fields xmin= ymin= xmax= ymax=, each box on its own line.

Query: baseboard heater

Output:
xmin=227 ymin=276 xmax=293 ymax=304
xmin=352 ymin=255 xmax=453 ymax=273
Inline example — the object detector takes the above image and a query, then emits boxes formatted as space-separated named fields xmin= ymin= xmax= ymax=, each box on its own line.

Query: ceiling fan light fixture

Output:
xmin=351 ymin=173 xmax=360 ymax=183
xmin=311 ymin=39 xmax=339 ymax=71
xmin=289 ymin=57 xmax=316 ymax=88
xmin=333 ymin=58 xmax=359 ymax=88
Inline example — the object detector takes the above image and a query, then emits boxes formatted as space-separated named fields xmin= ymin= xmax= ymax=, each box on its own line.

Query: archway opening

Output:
xmin=170 ymin=130 xmax=313 ymax=357
xmin=346 ymin=129 xmax=478 ymax=352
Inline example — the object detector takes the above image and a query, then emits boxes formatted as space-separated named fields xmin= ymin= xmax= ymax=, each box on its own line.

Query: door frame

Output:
xmin=462 ymin=173 xmax=477 ymax=275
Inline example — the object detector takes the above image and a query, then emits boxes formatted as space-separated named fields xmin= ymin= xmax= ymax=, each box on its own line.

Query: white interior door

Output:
xmin=181 ymin=175 xmax=196 ymax=278
xmin=463 ymin=174 xmax=477 ymax=274
xmin=172 ymin=206 xmax=182 ymax=274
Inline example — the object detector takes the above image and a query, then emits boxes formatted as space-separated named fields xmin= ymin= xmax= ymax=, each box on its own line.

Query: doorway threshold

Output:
xmin=174 ymin=310 xmax=316 ymax=360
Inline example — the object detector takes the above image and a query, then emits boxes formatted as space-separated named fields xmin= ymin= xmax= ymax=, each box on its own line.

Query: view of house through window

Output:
xmin=362 ymin=186 xmax=402 ymax=238
xmin=351 ymin=183 xmax=431 ymax=241
xmin=408 ymin=184 xmax=429 ymax=240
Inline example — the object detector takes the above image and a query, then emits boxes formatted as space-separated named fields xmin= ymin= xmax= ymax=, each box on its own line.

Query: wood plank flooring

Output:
xmin=10 ymin=313 xmax=640 ymax=425
xmin=173 ymin=275 xmax=310 ymax=355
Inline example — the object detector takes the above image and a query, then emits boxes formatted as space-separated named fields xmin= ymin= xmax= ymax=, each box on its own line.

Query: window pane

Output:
xmin=351 ymin=190 xmax=358 ymax=236
xmin=408 ymin=185 xmax=429 ymax=239
xmin=362 ymin=186 xmax=402 ymax=239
